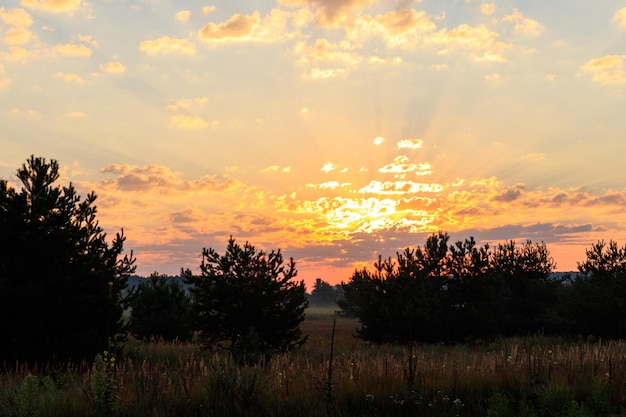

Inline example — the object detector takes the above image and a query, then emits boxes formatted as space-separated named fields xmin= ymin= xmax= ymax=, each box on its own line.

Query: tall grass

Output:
xmin=1 ymin=311 xmax=625 ymax=416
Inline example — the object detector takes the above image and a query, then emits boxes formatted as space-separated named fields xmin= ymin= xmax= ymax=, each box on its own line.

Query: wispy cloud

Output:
xmin=139 ymin=36 xmax=196 ymax=55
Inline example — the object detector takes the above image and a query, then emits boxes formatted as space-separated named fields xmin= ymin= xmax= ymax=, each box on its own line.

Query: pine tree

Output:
xmin=185 ymin=237 xmax=307 ymax=363
xmin=0 ymin=156 xmax=135 ymax=363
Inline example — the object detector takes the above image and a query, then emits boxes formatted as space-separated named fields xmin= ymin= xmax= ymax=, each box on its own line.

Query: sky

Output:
xmin=1 ymin=0 xmax=626 ymax=290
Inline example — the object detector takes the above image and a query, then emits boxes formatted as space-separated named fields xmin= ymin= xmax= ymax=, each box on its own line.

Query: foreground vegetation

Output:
xmin=2 ymin=310 xmax=626 ymax=417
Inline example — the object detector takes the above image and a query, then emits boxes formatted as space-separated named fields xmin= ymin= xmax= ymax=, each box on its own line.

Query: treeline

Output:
xmin=3 ymin=155 xmax=626 ymax=367
xmin=339 ymin=232 xmax=626 ymax=344
xmin=0 ymin=156 xmax=307 ymax=365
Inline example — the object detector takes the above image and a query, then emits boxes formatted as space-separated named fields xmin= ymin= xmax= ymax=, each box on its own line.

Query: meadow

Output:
xmin=1 ymin=307 xmax=626 ymax=417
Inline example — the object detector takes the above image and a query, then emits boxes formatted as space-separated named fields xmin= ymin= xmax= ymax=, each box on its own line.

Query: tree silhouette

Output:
xmin=185 ymin=237 xmax=307 ymax=363
xmin=0 ymin=156 xmax=135 ymax=363
xmin=340 ymin=232 xmax=559 ymax=344
xmin=129 ymin=272 xmax=193 ymax=342
xmin=563 ymin=240 xmax=626 ymax=338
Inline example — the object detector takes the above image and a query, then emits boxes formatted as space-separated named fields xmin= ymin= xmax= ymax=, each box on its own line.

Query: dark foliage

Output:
xmin=308 ymin=279 xmax=343 ymax=307
xmin=561 ymin=240 xmax=626 ymax=339
xmin=185 ymin=237 xmax=308 ymax=363
xmin=129 ymin=272 xmax=193 ymax=342
xmin=340 ymin=232 xmax=561 ymax=344
xmin=0 ymin=156 xmax=135 ymax=364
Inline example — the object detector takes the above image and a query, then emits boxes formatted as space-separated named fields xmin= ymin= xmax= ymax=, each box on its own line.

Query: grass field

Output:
xmin=1 ymin=309 xmax=625 ymax=416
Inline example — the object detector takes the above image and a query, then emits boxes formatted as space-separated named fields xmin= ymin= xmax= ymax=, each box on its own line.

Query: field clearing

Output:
xmin=1 ymin=309 xmax=626 ymax=416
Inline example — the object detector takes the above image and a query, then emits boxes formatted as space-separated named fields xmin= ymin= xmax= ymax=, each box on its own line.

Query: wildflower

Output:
xmin=365 ymin=394 xmax=375 ymax=402
xmin=453 ymin=398 xmax=464 ymax=406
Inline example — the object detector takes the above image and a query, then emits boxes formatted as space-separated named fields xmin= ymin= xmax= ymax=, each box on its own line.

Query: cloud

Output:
xmin=169 ymin=114 xmax=208 ymax=128
xmin=520 ymin=152 xmax=545 ymax=162
xmin=321 ymin=162 xmax=338 ymax=173
xmin=139 ymin=36 xmax=196 ymax=55
xmin=359 ymin=180 xmax=443 ymax=194
xmin=397 ymin=138 xmax=423 ymax=149
xmin=279 ymin=0 xmax=377 ymax=27
xmin=502 ymin=9 xmax=544 ymax=36
xmin=306 ymin=67 xmax=348 ymax=79
xmin=480 ymin=3 xmax=495 ymax=15
xmin=261 ymin=165 xmax=292 ymax=173
xmin=197 ymin=9 xmax=300 ymax=45
xmin=373 ymin=136 xmax=385 ymax=145
xmin=379 ymin=155 xmax=432 ymax=176
xmin=202 ymin=6 xmax=216 ymax=15
xmin=615 ymin=7 xmax=626 ymax=27
xmin=348 ymin=8 xmax=437 ymax=47
xmin=294 ymin=38 xmax=362 ymax=65
xmin=3 ymin=45 xmax=38 ymax=61
xmin=176 ymin=10 xmax=191 ymax=22
xmin=5 ymin=27 xmax=34 ymax=44
xmin=485 ymin=72 xmax=500 ymax=81
xmin=0 ymin=7 xmax=33 ymax=27
xmin=20 ymin=0 xmax=82 ymax=13
xmin=53 ymin=43 xmax=92 ymax=56
xmin=166 ymin=97 xmax=208 ymax=111
xmin=0 ymin=68 xmax=10 ymax=89
xmin=580 ymin=55 xmax=626 ymax=84
xmin=100 ymin=61 xmax=126 ymax=74
xmin=492 ymin=184 xmax=525 ymax=202
xmin=65 ymin=111 xmax=86 ymax=118
xmin=54 ymin=71 xmax=86 ymax=84
xmin=432 ymin=24 xmax=510 ymax=60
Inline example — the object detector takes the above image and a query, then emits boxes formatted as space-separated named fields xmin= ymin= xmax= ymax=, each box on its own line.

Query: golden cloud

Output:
xmin=2 ymin=45 xmax=38 ymax=62
xmin=320 ymin=161 xmax=338 ymax=173
xmin=397 ymin=138 xmax=423 ymax=149
xmin=307 ymin=67 xmax=348 ymax=79
xmin=0 ymin=7 xmax=33 ymax=28
xmin=433 ymin=24 xmax=509 ymax=55
xmin=0 ymin=77 xmax=10 ymax=89
xmin=100 ymin=61 xmax=126 ymax=74
xmin=198 ymin=9 xmax=299 ymax=45
xmin=480 ymin=3 xmax=495 ymax=15
xmin=170 ymin=114 xmax=208 ymax=128
xmin=139 ymin=36 xmax=196 ymax=55
xmin=502 ymin=9 xmax=544 ymax=36
xmin=379 ymin=155 xmax=431 ymax=176
xmin=615 ymin=7 xmax=626 ymax=27
xmin=54 ymin=71 xmax=86 ymax=84
xmin=20 ymin=0 xmax=82 ymax=13
xmin=5 ymin=27 xmax=33 ymax=44
xmin=580 ymin=55 xmax=626 ymax=84
xmin=53 ymin=43 xmax=92 ymax=56
xmin=176 ymin=10 xmax=191 ymax=22
xmin=359 ymin=180 xmax=442 ymax=195
xmin=65 ymin=111 xmax=86 ymax=118
xmin=294 ymin=39 xmax=361 ymax=65
xmin=166 ymin=97 xmax=208 ymax=111
xmin=261 ymin=165 xmax=292 ymax=173
xmin=279 ymin=0 xmax=377 ymax=27
xmin=349 ymin=9 xmax=436 ymax=47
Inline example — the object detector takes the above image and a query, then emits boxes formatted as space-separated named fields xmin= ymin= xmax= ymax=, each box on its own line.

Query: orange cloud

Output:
xmin=139 ymin=36 xmax=196 ymax=55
